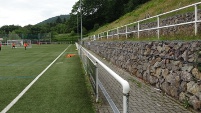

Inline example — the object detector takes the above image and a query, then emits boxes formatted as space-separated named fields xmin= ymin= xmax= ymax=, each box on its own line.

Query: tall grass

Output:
xmin=91 ymin=0 xmax=201 ymax=35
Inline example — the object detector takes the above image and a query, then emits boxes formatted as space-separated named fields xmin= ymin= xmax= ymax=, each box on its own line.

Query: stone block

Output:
xmin=179 ymin=92 xmax=186 ymax=102
xmin=179 ymin=81 xmax=187 ymax=92
xmin=189 ymin=96 xmax=201 ymax=110
xmin=170 ymin=86 xmax=179 ymax=98
xmin=181 ymin=71 xmax=192 ymax=82
xmin=187 ymin=81 xmax=201 ymax=95
xmin=149 ymin=75 xmax=158 ymax=85
xmin=192 ymin=68 xmax=201 ymax=80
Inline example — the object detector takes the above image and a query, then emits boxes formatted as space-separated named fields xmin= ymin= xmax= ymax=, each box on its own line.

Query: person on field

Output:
xmin=24 ymin=42 xmax=28 ymax=50
xmin=12 ymin=43 xmax=15 ymax=49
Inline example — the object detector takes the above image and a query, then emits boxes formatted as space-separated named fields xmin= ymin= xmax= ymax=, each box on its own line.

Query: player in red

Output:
xmin=24 ymin=42 xmax=28 ymax=50
xmin=12 ymin=43 xmax=15 ymax=49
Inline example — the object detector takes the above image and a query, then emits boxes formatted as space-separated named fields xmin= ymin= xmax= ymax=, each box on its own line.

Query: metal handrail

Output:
xmin=76 ymin=43 xmax=130 ymax=113
xmin=88 ymin=2 xmax=201 ymax=40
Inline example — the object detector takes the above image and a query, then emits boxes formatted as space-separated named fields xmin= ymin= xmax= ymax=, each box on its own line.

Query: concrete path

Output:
xmin=89 ymin=51 xmax=196 ymax=113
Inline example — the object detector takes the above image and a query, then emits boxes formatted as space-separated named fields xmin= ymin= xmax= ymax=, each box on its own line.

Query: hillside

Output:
xmin=92 ymin=0 xmax=201 ymax=35
xmin=37 ymin=15 xmax=70 ymax=25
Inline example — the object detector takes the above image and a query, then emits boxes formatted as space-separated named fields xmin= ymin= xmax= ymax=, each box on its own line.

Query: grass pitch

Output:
xmin=0 ymin=44 xmax=95 ymax=113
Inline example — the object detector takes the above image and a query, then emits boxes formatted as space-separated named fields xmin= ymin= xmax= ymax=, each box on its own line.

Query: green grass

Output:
xmin=90 ymin=0 xmax=201 ymax=36
xmin=53 ymin=34 xmax=79 ymax=42
xmin=100 ymin=34 xmax=201 ymax=42
xmin=0 ymin=44 xmax=95 ymax=113
xmin=128 ymin=78 xmax=142 ymax=88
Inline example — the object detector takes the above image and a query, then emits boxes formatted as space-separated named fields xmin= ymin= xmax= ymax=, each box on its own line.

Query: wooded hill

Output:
xmin=37 ymin=15 xmax=70 ymax=25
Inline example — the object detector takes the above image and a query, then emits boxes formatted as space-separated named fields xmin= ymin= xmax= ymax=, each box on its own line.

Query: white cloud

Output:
xmin=0 ymin=0 xmax=78 ymax=27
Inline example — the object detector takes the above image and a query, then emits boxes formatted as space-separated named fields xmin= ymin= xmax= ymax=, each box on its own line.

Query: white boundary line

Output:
xmin=1 ymin=45 xmax=71 ymax=113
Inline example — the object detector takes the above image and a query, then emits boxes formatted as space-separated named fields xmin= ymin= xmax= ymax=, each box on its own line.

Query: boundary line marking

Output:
xmin=1 ymin=45 xmax=71 ymax=113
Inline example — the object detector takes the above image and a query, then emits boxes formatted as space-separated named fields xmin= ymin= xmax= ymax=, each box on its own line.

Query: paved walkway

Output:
xmin=88 ymin=50 xmax=196 ymax=113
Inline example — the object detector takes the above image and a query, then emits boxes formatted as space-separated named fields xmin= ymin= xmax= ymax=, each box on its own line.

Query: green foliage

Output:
xmin=0 ymin=25 xmax=22 ymax=34
xmin=56 ymin=17 xmax=62 ymax=23
xmin=0 ymin=15 xmax=70 ymax=35
xmin=8 ymin=31 xmax=21 ymax=40
xmin=68 ymin=0 xmax=150 ymax=33
xmin=183 ymin=97 xmax=190 ymax=108
xmin=93 ymin=23 xmax=99 ymax=31
xmin=37 ymin=15 xmax=70 ymax=25
xmin=53 ymin=34 xmax=79 ymax=43
xmin=92 ymin=0 xmax=201 ymax=35
xmin=129 ymin=78 xmax=142 ymax=88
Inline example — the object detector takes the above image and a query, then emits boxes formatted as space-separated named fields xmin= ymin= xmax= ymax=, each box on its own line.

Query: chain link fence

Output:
xmin=76 ymin=43 xmax=130 ymax=113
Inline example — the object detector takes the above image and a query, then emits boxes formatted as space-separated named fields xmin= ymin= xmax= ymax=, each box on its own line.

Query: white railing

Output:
xmin=76 ymin=43 xmax=130 ymax=113
xmin=88 ymin=2 xmax=201 ymax=40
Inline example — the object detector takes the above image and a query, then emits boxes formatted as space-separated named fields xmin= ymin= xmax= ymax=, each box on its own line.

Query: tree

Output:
xmin=8 ymin=31 xmax=21 ymax=40
xmin=0 ymin=25 xmax=21 ymax=34
xmin=68 ymin=0 xmax=150 ymax=33
xmin=55 ymin=24 xmax=67 ymax=34
xmin=56 ymin=17 xmax=62 ymax=23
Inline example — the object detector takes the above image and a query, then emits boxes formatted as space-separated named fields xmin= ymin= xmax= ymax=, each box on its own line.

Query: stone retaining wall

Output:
xmin=84 ymin=40 xmax=201 ymax=110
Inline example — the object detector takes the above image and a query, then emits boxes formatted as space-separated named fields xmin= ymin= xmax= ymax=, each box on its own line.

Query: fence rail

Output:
xmin=87 ymin=2 xmax=201 ymax=40
xmin=76 ymin=43 xmax=130 ymax=113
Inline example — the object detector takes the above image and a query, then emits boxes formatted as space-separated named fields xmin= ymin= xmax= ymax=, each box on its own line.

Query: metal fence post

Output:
xmin=195 ymin=4 xmax=198 ymax=36
xmin=157 ymin=16 xmax=160 ymax=39
xmin=107 ymin=31 xmax=109 ymax=39
xmin=126 ymin=25 xmax=128 ymax=39
xmin=138 ymin=22 xmax=140 ymax=39
xmin=95 ymin=62 xmax=99 ymax=102
xmin=112 ymin=30 xmax=114 ymax=39
xmin=99 ymin=33 xmax=101 ymax=40
xmin=123 ymin=93 xmax=130 ymax=113
xmin=117 ymin=27 xmax=119 ymax=39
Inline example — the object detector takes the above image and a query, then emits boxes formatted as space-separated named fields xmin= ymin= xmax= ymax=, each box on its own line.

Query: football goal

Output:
xmin=7 ymin=39 xmax=32 ymax=48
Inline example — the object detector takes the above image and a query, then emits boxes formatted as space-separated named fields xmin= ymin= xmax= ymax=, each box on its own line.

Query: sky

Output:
xmin=0 ymin=0 xmax=78 ymax=27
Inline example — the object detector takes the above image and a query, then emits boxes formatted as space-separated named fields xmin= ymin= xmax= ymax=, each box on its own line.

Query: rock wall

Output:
xmin=84 ymin=40 xmax=201 ymax=110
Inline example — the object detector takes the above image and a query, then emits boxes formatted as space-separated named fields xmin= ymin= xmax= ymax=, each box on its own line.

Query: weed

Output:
xmin=183 ymin=97 xmax=190 ymax=108
xmin=129 ymin=78 xmax=142 ymax=88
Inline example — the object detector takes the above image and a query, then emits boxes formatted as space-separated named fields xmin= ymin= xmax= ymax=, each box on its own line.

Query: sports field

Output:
xmin=0 ymin=44 xmax=95 ymax=113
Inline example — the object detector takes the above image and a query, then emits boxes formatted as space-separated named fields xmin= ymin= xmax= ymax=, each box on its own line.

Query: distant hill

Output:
xmin=37 ymin=15 xmax=70 ymax=25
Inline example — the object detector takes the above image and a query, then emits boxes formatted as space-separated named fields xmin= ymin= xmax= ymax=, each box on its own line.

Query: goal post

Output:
xmin=7 ymin=39 xmax=32 ymax=48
